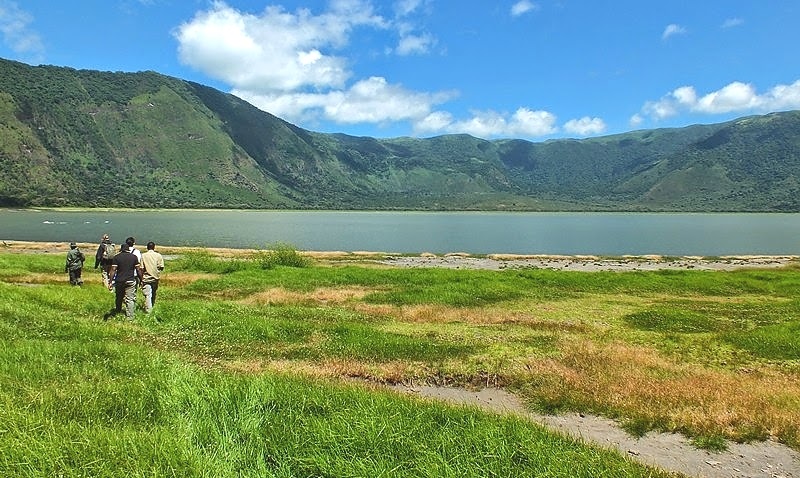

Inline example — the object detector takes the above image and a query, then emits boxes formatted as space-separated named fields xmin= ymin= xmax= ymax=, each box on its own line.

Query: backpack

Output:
xmin=67 ymin=250 xmax=85 ymax=270
xmin=103 ymin=242 xmax=117 ymax=261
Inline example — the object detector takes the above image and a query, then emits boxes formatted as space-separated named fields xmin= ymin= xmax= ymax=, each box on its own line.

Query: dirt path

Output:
xmin=380 ymin=251 xmax=799 ymax=477
xmin=390 ymin=384 xmax=799 ymax=478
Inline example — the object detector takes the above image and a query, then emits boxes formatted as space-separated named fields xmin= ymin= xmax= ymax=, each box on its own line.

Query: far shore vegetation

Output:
xmin=2 ymin=244 xmax=799 ymax=477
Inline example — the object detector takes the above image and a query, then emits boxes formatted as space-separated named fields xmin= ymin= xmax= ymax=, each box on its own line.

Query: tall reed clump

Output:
xmin=254 ymin=242 xmax=311 ymax=269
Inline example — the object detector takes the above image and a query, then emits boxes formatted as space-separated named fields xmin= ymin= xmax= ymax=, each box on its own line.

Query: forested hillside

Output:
xmin=1 ymin=58 xmax=798 ymax=211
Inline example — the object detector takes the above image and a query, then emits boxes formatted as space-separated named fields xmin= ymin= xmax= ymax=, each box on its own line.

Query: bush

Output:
xmin=254 ymin=243 xmax=310 ymax=269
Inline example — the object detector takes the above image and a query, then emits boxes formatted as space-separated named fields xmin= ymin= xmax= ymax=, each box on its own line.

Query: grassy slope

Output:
xmin=4 ymin=250 xmax=800 ymax=476
xmin=3 ymin=59 xmax=800 ymax=211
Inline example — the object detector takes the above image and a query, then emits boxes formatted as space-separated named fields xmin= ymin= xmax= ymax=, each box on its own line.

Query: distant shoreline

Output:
xmin=3 ymin=239 xmax=797 ymax=272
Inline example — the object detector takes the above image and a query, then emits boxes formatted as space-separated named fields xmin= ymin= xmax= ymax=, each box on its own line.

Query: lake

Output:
xmin=1 ymin=209 xmax=799 ymax=256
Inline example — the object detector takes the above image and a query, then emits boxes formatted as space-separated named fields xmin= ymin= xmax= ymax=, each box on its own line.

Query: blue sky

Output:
xmin=1 ymin=0 xmax=799 ymax=141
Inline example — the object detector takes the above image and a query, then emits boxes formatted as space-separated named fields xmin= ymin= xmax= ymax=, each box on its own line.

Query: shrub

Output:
xmin=254 ymin=243 xmax=310 ymax=269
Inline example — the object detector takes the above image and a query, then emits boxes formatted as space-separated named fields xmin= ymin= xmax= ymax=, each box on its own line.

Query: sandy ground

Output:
xmin=376 ymin=253 xmax=798 ymax=272
xmin=3 ymin=240 xmax=797 ymax=272
xmin=391 ymin=384 xmax=800 ymax=478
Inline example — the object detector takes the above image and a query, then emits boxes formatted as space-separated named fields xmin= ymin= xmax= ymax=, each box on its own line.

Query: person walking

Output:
xmin=140 ymin=241 xmax=164 ymax=314
xmin=125 ymin=236 xmax=142 ymax=263
xmin=94 ymin=234 xmax=116 ymax=288
xmin=124 ymin=236 xmax=144 ymax=304
xmin=64 ymin=242 xmax=85 ymax=286
xmin=104 ymin=243 xmax=142 ymax=321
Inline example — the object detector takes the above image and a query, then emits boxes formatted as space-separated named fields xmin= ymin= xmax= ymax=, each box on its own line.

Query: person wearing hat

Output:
xmin=65 ymin=241 xmax=85 ymax=286
xmin=94 ymin=234 xmax=116 ymax=288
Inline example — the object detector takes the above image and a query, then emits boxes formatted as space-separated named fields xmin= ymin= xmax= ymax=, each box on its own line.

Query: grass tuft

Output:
xmin=253 ymin=242 xmax=311 ymax=269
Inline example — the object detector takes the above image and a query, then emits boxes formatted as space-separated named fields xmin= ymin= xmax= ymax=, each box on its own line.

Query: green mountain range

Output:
xmin=1 ymin=58 xmax=799 ymax=211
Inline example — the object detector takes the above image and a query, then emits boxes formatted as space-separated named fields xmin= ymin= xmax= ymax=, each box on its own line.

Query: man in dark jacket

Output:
xmin=64 ymin=242 xmax=85 ymax=286
xmin=94 ymin=234 xmax=116 ymax=288
xmin=103 ymin=243 xmax=142 ymax=321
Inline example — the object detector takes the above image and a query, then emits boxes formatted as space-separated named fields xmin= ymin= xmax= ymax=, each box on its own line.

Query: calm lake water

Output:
xmin=1 ymin=209 xmax=799 ymax=256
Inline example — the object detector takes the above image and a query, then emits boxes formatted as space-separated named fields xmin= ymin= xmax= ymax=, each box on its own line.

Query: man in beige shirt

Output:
xmin=140 ymin=241 xmax=165 ymax=314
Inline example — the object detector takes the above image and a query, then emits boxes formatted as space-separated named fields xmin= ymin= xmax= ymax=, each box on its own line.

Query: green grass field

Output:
xmin=2 ymin=248 xmax=799 ymax=477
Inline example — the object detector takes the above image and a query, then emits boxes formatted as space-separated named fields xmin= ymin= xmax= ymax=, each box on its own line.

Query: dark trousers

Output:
xmin=69 ymin=268 xmax=83 ymax=285
xmin=114 ymin=281 xmax=137 ymax=319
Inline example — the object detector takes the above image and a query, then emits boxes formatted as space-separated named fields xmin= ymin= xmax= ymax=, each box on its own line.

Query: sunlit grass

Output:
xmin=0 ymin=283 xmax=667 ymax=477
xmin=2 ymin=249 xmax=800 ymax=474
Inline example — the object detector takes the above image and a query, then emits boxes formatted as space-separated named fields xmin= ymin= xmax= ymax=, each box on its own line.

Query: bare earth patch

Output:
xmin=377 ymin=253 xmax=798 ymax=272
xmin=391 ymin=384 xmax=800 ymax=478
xmin=4 ymin=239 xmax=797 ymax=272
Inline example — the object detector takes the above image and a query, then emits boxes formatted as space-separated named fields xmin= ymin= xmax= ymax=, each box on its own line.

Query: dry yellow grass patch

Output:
xmin=225 ymin=357 xmax=430 ymax=383
xmin=525 ymin=339 xmax=800 ymax=443
xmin=354 ymin=303 xmax=590 ymax=332
xmin=241 ymin=287 xmax=375 ymax=305
xmin=357 ymin=304 xmax=491 ymax=323
xmin=0 ymin=240 xmax=80 ymax=254
xmin=6 ymin=272 xmax=66 ymax=284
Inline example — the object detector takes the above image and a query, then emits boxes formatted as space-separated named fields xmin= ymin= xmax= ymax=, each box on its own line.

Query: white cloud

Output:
xmin=564 ymin=116 xmax=607 ymax=136
xmin=662 ymin=23 xmax=686 ymax=40
xmin=641 ymin=96 xmax=678 ymax=120
xmin=636 ymin=79 xmax=800 ymax=123
xmin=721 ymin=17 xmax=743 ymax=28
xmin=175 ymin=1 xmax=592 ymax=140
xmin=390 ymin=2 xmax=435 ymax=56
xmin=0 ymin=0 xmax=44 ymax=62
xmin=176 ymin=1 xmax=452 ymax=129
xmin=394 ymin=0 xmax=425 ymax=17
xmin=416 ymin=111 xmax=454 ymax=132
xmin=324 ymin=76 xmax=453 ymax=123
xmin=762 ymin=81 xmax=800 ymax=110
xmin=694 ymin=82 xmax=758 ymax=113
xmin=395 ymin=32 xmax=435 ymax=55
xmin=235 ymin=76 xmax=456 ymax=125
xmin=175 ymin=1 xmax=385 ymax=93
xmin=509 ymin=108 xmax=558 ymax=136
xmin=671 ymin=85 xmax=697 ymax=106
xmin=414 ymin=107 xmax=558 ymax=139
xmin=511 ymin=1 xmax=538 ymax=17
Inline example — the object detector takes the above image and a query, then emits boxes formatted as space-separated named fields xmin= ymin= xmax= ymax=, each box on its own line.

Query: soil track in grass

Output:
xmin=390 ymin=384 xmax=800 ymax=478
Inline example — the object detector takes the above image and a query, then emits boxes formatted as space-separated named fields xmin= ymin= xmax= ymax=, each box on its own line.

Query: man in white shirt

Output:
xmin=140 ymin=241 xmax=165 ymax=314
xmin=125 ymin=236 xmax=143 ymax=262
